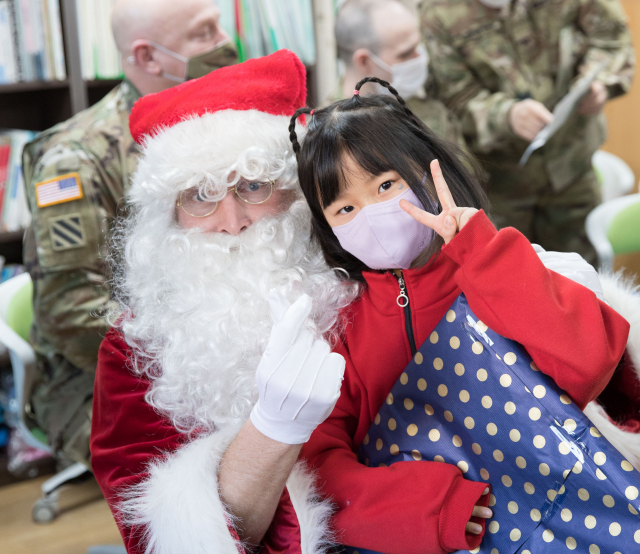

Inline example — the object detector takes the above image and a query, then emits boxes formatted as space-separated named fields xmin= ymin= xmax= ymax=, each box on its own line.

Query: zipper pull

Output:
xmin=396 ymin=275 xmax=409 ymax=308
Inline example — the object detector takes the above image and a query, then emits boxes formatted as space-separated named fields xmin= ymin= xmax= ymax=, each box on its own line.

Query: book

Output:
xmin=0 ymin=130 xmax=35 ymax=232
xmin=75 ymin=0 xmax=122 ymax=80
xmin=0 ymin=1 xmax=17 ymax=84
xmin=232 ymin=0 xmax=316 ymax=65
xmin=0 ymin=0 xmax=66 ymax=84
xmin=0 ymin=136 xmax=12 ymax=217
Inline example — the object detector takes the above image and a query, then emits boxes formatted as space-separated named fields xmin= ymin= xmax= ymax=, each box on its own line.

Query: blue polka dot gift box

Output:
xmin=341 ymin=294 xmax=640 ymax=554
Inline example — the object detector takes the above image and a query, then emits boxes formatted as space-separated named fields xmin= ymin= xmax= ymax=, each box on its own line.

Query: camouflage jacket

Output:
xmin=22 ymin=80 xmax=140 ymax=375
xmin=419 ymin=0 xmax=635 ymax=191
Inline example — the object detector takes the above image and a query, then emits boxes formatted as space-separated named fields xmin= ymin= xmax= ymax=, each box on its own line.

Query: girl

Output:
xmin=288 ymin=78 xmax=630 ymax=554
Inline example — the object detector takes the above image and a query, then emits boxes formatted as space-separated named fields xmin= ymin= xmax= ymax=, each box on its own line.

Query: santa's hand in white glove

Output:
xmin=250 ymin=291 xmax=346 ymax=444
xmin=533 ymin=244 xmax=605 ymax=302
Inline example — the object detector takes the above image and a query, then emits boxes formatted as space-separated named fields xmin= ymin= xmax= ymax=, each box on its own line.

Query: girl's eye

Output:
xmin=338 ymin=206 xmax=354 ymax=214
xmin=378 ymin=181 xmax=394 ymax=193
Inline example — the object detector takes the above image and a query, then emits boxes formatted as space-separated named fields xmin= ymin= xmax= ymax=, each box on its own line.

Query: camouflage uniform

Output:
xmin=326 ymin=77 xmax=468 ymax=148
xmin=22 ymin=80 xmax=140 ymax=467
xmin=419 ymin=0 xmax=635 ymax=262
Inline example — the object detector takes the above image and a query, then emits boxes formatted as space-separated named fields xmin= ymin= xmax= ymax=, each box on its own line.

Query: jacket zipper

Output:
xmin=394 ymin=271 xmax=417 ymax=356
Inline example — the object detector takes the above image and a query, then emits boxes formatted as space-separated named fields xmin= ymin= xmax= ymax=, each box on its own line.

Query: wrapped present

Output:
xmin=342 ymin=294 xmax=640 ymax=554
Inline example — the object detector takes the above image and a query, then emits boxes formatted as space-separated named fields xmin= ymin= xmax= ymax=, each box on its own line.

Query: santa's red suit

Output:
xmin=91 ymin=50 xmax=361 ymax=554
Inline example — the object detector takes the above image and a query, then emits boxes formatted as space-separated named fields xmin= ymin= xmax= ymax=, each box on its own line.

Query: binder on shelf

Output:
xmin=75 ymin=0 xmax=123 ymax=81
xmin=232 ymin=0 xmax=316 ymax=66
xmin=0 ymin=0 xmax=66 ymax=85
xmin=0 ymin=129 xmax=35 ymax=233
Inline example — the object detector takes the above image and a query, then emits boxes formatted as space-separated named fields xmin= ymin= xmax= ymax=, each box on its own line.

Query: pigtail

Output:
xmin=288 ymin=107 xmax=313 ymax=155
xmin=354 ymin=77 xmax=417 ymax=123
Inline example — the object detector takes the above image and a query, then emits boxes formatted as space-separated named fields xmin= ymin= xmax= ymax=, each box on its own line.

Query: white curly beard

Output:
xmin=111 ymin=197 xmax=361 ymax=435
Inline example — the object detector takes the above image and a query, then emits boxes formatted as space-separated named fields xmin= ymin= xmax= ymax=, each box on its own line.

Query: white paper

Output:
xmin=518 ymin=61 xmax=607 ymax=167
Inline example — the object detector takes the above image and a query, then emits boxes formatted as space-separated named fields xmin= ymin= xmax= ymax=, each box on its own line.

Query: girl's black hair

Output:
xmin=289 ymin=77 xmax=489 ymax=282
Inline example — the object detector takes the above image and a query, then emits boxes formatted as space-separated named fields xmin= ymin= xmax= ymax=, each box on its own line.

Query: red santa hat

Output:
xmin=130 ymin=49 xmax=307 ymax=145
xmin=126 ymin=50 xmax=308 ymax=205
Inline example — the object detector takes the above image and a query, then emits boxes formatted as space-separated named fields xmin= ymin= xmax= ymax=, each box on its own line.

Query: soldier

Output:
xmin=22 ymin=0 xmax=237 ymax=468
xmin=419 ymin=0 xmax=635 ymax=262
xmin=333 ymin=0 xmax=466 ymax=147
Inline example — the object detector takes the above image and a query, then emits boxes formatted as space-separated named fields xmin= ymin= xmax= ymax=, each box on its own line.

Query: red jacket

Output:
xmin=300 ymin=211 xmax=630 ymax=554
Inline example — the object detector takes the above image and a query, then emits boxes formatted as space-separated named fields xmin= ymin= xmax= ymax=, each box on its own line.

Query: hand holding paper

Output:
xmin=509 ymin=99 xmax=553 ymax=142
xmin=518 ymin=61 xmax=608 ymax=167
xmin=578 ymin=81 xmax=609 ymax=116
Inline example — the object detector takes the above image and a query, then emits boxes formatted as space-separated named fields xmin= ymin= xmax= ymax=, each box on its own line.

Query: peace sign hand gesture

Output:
xmin=400 ymin=160 xmax=478 ymax=245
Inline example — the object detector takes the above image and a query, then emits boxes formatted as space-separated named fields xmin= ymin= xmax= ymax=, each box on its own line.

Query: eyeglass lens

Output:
xmin=178 ymin=179 xmax=273 ymax=217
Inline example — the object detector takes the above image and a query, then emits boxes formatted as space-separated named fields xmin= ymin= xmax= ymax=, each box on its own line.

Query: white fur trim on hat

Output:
xmin=130 ymin=109 xmax=301 ymax=208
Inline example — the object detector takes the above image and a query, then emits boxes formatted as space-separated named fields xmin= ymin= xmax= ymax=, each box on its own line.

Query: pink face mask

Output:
xmin=332 ymin=187 xmax=435 ymax=270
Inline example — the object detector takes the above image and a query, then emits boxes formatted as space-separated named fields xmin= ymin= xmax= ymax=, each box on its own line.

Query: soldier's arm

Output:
xmin=23 ymin=142 xmax=122 ymax=374
xmin=421 ymin=17 xmax=519 ymax=153
xmin=577 ymin=0 xmax=635 ymax=99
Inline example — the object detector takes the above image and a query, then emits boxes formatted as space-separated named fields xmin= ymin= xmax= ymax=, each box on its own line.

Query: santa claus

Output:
xmin=91 ymin=50 xmax=640 ymax=554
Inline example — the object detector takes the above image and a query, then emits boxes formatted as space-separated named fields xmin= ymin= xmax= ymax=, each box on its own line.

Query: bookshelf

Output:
xmin=0 ymin=0 xmax=122 ymax=264
xmin=0 ymin=0 xmax=337 ymax=264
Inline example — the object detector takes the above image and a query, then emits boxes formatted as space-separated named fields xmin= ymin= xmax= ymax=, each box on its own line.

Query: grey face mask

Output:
xmin=131 ymin=38 xmax=239 ymax=83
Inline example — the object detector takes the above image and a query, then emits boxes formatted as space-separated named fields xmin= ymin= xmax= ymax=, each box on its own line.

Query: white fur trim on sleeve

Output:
xmin=118 ymin=426 xmax=243 ymax=554
xmin=286 ymin=462 xmax=335 ymax=554
xmin=584 ymin=402 xmax=640 ymax=471
xmin=600 ymin=272 xmax=640 ymax=374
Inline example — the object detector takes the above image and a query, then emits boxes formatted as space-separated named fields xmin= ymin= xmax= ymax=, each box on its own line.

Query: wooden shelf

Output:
xmin=0 ymin=230 xmax=24 ymax=244
xmin=85 ymin=79 xmax=122 ymax=88
xmin=0 ymin=231 xmax=24 ymax=265
xmin=0 ymin=80 xmax=69 ymax=94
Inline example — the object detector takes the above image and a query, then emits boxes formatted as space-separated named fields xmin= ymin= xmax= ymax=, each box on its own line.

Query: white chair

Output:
xmin=585 ymin=193 xmax=640 ymax=271
xmin=0 ymin=273 xmax=92 ymax=523
xmin=592 ymin=150 xmax=635 ymax=203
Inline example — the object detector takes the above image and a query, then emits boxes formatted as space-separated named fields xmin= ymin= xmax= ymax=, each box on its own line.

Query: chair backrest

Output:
xmin=592 ymin=150 xmax=636 ymax=203
xmin=0 ymin=273 xmax=49 ymax=452
xmin=5 ymin=275 xmax=33 ymax=341
xmin=607 ymin=199 xmax=640 ymax=256
xmin=586 ymin=193 xmax=640 ymax=272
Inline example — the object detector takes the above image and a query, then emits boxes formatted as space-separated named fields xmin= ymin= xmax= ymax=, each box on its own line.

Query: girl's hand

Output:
xmin=466 ymin=487 xmax=492 ymax=535
xmin=399 ymin=159 xmax=478 ymax=244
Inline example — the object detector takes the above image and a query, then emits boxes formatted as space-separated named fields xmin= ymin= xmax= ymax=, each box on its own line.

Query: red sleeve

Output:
xmin=301 ymin=344 xmax=489 ymax=554
xmin=90 ymin=329 xmax=248 ymax=553
xmin=442 ymin=210 xmax=630 ymax=410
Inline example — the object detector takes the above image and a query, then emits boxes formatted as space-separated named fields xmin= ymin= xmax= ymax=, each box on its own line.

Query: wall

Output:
xmin=602 ymin=0 xmax=640 ymax=192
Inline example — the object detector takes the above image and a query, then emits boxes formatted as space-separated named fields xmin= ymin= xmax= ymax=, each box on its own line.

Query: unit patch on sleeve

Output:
xmin=35 ymin=172 xmax=83 ymax=208
xmin=48 ymin=214 xmax=86 ymax=251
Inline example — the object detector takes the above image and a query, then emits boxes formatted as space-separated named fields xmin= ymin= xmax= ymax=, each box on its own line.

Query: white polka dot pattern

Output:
xmin=343 ymin=294 xmax=640 ymax=554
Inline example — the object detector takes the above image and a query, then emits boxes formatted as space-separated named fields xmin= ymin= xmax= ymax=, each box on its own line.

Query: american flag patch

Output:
xmin=35 ymin=173 xmax=83 ymax=208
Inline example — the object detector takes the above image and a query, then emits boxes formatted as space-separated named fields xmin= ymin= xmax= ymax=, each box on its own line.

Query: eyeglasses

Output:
xmin=177 ymin=179 xmax=275 ymax=218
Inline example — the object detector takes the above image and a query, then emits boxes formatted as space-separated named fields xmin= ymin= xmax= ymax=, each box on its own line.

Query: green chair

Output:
xmin=586 ymin=193 xmax=640 ymax=271
xmin=0 ymin=273 xmax=92 ymax=523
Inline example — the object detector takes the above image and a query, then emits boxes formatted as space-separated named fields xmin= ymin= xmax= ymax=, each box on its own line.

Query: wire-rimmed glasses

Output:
xmin=177 ymin=178 xmax=275 ymax=217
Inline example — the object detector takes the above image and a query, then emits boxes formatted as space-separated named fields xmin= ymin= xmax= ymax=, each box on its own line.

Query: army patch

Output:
xmin=48 ymin=214 xmax=86 ymax=251
xmin=35 ymin=172 xmax=83 ymax=208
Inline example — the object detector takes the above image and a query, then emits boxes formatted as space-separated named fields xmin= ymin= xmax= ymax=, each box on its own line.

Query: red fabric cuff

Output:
xmin=438 ymin=478 xmax=490 ymax=552
xmin=441 ymin=210 xmax=498 ymax=267
xmin=225 ymin=518 xmax=247 ymax=554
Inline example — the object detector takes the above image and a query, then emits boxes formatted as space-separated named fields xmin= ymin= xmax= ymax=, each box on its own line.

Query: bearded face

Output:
xmin=110 ymin=111 xmax=361 ymax=434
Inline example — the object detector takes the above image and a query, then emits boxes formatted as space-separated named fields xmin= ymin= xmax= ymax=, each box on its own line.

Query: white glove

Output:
xmin=250 ymin=291 xmax=346 ymax=444
xmin=533 ymin=244 xmax=605 ymax=301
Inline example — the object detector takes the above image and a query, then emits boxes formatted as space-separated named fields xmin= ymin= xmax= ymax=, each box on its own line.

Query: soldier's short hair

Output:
xmin=336 ymin=0 xmax=404 ymax=66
